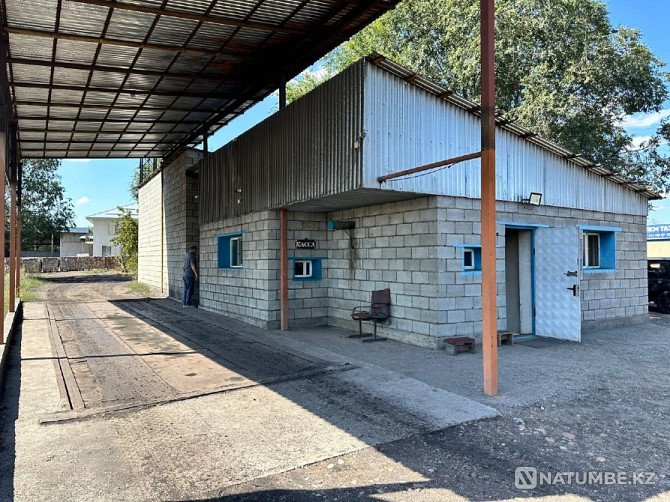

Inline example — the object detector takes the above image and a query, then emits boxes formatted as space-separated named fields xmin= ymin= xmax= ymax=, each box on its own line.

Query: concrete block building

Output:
xmin=59 ymin=227 xmax=92 ymax=257
xmin=138 ymin=55 xmax=656 ymax=349
xmin=87 ymin=204 xmax=139 ymax=257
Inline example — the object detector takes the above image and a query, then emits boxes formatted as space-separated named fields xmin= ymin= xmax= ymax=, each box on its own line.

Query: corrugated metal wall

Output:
xmin=199 ymin=61 xmax=365 ymax=224
xmin=363 ymin=64 xmax=648 ymax=216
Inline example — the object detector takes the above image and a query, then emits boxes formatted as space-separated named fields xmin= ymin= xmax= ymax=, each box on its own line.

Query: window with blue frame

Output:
xmin=580 ymin=227 xmax=617 ymax=271
xmin=459 ymin=245 xmax=482 ymax=274
xmin=218 ymin=232 xmax=244 ymax=269
xmin=289 ymin=257 xmax=324 ymax=281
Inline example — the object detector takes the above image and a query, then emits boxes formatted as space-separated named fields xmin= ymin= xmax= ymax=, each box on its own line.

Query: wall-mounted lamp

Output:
xmin=328 ymin=221 xmax=355 ymax=230
xmin=522 ymin=192 xmax=542 ymax=206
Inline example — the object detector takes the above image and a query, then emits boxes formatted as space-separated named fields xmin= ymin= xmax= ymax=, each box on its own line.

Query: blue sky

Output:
xmin=60 ymin=0 xmax=670 ymax=227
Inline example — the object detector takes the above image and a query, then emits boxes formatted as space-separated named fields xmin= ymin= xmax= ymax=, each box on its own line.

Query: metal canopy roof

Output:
xmin=1 ymin=0 xmax=399 ymax=160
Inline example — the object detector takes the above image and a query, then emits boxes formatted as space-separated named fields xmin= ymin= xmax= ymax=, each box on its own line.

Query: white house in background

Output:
xmin=59 ymin=227 xmax=93 ymax=257
xmin=86 ymin=204 xmax=138 ymax=257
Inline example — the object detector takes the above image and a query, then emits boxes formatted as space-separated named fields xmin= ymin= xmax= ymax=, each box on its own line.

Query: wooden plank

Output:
xmin=46 ymin=304 xmax=86 ymax=411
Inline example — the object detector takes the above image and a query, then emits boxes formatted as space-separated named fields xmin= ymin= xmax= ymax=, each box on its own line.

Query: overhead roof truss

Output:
xmin=1 ymin=0 xmax=399 ymax=159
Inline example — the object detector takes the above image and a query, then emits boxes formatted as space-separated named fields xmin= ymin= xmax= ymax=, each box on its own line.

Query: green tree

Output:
xmin=20 ymin=159 xmax=75 ymax=250
xmin=288 ymin=0 xmax=670 ymax=191
xmin=130 ymin=158 xmax=162 ymax=201
xmin=111 ymin=208 xmax=138 ymax=273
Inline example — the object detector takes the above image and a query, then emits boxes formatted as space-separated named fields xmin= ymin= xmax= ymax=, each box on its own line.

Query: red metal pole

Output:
xmin=16 ymin=162 xmax=20 ymax=298
xmin=8 ymin=181 xmax=15 ymax=312
xmin=481 ymin=0 xmax=498 ymax=396
xmin=280 ymin=208 xmax=288 ymax=331
xmin=16 ymin=208 xmax=20 ymax=298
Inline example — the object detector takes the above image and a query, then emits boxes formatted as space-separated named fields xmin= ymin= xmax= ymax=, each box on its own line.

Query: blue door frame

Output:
xmin=499 ymin=221 xmax=550 ymax=340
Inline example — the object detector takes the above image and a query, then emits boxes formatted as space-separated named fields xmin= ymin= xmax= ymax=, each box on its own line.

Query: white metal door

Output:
xmin=534 ymin=227 xmax=581 ymax=341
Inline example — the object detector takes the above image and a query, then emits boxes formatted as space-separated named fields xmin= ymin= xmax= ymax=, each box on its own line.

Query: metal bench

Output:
xmin=350 ymin=288 xmax=391 ymax=342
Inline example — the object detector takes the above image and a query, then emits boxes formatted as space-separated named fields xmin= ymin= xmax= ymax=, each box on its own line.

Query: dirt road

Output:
xmin=0 ymin=272 xmax=500 ymax=501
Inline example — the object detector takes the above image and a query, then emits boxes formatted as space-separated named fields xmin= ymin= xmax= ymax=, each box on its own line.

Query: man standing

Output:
xmin=183 ymin=245 xmax=198 ymax=307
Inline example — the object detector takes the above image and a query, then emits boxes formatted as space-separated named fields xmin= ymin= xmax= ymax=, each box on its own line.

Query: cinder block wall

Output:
xmin=138 ymin=171 xmax=166 ymax=291
xmin=325 ymin=198 xmax=441 ymax=348
xmin=285 ymin=212 xmax=330 ymax=327
xmin=138 ymin=149 xmax=203 ymax=300
xmin=437 ymin=197 xmax=648 ymax=337
xmin=164 ymin=150 xmax=203 ymax=302
xmin=194 ymin=194 xmax=646 ymax=348
xmin=199 ymin=211 xmax=281 ymax=328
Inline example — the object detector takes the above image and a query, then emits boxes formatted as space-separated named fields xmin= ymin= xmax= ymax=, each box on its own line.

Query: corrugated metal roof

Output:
xmin=86 ymin=202 xmax=138 ymax=221
xmin=365 ymin=53 xmax=661 ymax=201
xmin=1 ymin=0 xmax=400 ymax=160
xmin=66 ymin=226 xmax=90 ymax=233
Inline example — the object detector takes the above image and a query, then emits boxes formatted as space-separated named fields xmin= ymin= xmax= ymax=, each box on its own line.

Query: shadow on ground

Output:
xmin=0 ymin=325 xmax=22 ymax=501
xmin=4 ymin=270 xmax=669 ymax=501
xmin=36 ymin=273 xmax=131 ymax=284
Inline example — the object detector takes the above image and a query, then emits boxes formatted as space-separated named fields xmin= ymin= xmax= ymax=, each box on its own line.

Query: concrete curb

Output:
xmin=0 ymin=299 xmax=23 ymax=391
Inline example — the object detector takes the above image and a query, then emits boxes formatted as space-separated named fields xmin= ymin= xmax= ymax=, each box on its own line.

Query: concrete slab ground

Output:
xmin=0 ymin=272 xmax=668 ymax=501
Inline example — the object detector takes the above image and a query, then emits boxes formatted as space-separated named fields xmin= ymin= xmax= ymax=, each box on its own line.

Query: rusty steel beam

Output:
xmin=15 ymin=100 xmax=214 ymax=114
xmin=9 ymin=57 xmax=236 ymax=85
xmin=10 ymin=81 xmax=236 ymax=100
xmin=16 ymin=161 xmax=21 ymax=299
xmin=6 ymin=27 xmax=266 ymax=61
xmin=480 ymin=0 xmax=498 ymax=397
xmin=20 ymin=138 xmax=170 ymax=143
xmin=377 ymin=152 xmax=482 ymax=183
xmin=66 ymin=0 xmax=311 ymax=36
xmin=20 ymin=128 xmax=187 ymax=136
xmin=9 ymin=181 xmax=16 ymax=312
xmin=16 ymin=115 xmax=204 ymax=125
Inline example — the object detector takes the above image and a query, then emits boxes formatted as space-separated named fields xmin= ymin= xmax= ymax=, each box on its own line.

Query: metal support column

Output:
xmin=16 ymin=176 xmax=21 ymax=299
xmin=8 ymin=180 xmax=15 ymax=312
xmin=481 ymin=0 xmax=498 ymax=396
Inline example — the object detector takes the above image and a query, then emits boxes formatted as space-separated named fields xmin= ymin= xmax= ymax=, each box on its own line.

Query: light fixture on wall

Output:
xmin=328 ymin=221 xmax=355 ymax=230
xmin=522 ymin=192 xmax=542 ymax=206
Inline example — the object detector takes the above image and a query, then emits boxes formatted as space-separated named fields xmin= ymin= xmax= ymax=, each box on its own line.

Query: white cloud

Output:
xmin=626 ymin=135 xmax=668 ymax=151
xmin=622 ymin=109 xmax=670 ymax=129
xmin=630 ymin=135 xmax=653 ymax=149
xmin=63 ymin=159 xmax=91 ymax=164
xmin=75 ymin=196 xmax=90 ymax=206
